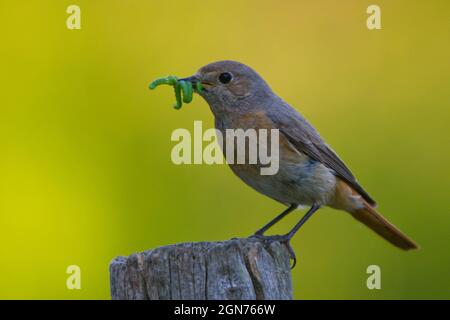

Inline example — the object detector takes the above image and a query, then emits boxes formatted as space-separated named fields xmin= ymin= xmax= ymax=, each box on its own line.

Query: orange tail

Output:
xmin=352 ymin=204 xmax=419 ymax=250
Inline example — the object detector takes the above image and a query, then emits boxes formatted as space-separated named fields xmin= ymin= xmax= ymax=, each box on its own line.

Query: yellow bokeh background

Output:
xmin=0 ymin=0 xmax=449 ymax=299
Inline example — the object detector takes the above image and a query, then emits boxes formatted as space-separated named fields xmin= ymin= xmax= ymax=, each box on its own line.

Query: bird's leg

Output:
xmin=282 ymin=204 xmax=321 ymax=267
xmin=253 ymin=204 xmax=320 ymax=268
xmin=284 ymin=203 xmax=320 ymax=240
xmin=253 ymin=204 xmax=297 ymax=236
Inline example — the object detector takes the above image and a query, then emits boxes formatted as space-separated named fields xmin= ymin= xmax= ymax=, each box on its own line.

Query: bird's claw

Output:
xmin=249 ymin=234 xmax=297 ymax=269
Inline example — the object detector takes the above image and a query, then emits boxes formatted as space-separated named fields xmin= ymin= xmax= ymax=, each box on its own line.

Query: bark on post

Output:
xmin=109 ymin=238 xmax=293 ymax=300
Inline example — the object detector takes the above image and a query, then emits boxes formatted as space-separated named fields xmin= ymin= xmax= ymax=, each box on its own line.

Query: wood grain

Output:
xmin=110 ymin=238 xmax=293 ymax=300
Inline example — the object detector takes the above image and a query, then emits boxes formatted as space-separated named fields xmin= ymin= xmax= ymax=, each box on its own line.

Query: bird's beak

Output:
xmin=178 ymin=76 xmax=199 ymax=87
xmin=178 ymin=75 xmax=207 ymax=93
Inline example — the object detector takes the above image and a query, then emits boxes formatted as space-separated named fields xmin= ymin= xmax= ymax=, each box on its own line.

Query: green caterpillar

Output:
xmin=149 ymin=75 xmax=203 ymax=109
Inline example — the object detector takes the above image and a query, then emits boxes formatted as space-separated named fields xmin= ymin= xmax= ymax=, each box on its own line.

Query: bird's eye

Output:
xmin=218 ymin=72 xmax=233 ymax=84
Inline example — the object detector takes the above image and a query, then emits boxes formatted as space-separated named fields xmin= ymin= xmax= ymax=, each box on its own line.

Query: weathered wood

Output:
xmin=109 ymin=238 xmax=293 ymax=300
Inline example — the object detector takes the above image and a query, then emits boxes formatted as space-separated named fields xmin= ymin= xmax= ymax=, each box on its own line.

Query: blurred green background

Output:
xmin=0 ymin=0 xmax=449 ymax=299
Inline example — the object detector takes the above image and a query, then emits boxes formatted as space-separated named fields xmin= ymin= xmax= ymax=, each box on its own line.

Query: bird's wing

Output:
xmin=267 ymin=102 xmax=377 ymax=206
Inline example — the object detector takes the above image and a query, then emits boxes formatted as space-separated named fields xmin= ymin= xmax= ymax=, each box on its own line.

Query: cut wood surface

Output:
xmin=110 ymin=237 xmax=293 ymax=300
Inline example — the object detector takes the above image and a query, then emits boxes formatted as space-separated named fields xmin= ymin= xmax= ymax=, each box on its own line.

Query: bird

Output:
xmin=179 ymin=60 xmax=418 ymax=264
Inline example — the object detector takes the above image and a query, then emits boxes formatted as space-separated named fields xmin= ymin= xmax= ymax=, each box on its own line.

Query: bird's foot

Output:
xmin=250 ymin=233 xmax=297 ymax=269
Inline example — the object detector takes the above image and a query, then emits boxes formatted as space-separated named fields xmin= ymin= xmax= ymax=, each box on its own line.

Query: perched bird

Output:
xmin=180 ymin=60 xmax=418 ymax=263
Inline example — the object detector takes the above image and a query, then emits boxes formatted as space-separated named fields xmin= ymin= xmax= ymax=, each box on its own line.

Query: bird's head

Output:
xmin=180 ymin=60 xmax=273 ymax=115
